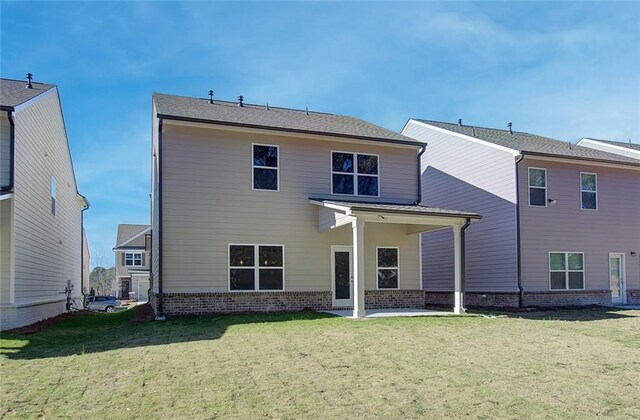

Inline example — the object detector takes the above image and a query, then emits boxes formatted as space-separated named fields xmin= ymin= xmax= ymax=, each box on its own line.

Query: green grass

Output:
xmin=2 ymin=308 xmax=640 ymax=419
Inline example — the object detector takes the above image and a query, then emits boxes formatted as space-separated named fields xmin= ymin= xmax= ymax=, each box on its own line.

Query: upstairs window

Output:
xmin=377 ymin=247 xmax=399 ymax=289
xmin=549 ymin=252 xmax=584 ymax=290
xmin=528 ymin=168 xmax=546 ymax=207
xmin=253 ymin=144 xmax=278 ymax=191
xmin=580 ymin=173 xmax=597 ymax=210
xmin=50 ymin=176 xmax=56 ymax=215
xmin=124 ymin=252 xmax=143 ymax=266
xmin=229 ymin=244 xmax=284 ymax=291
xmin=332 ymin=152 xmax=379 ymax=196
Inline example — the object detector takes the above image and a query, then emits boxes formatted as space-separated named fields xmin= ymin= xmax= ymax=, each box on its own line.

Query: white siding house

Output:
xmin=0 ymin=77 xmax=88 ymax=330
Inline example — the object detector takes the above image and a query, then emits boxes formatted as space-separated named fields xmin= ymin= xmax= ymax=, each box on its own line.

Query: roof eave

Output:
xmin=521 ymin=151 xmax=640 ymax=168
xmin=157 ymin=113 xmax=423 ymax=148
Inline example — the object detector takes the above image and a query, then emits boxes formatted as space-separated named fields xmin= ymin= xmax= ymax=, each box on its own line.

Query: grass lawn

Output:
xmin=1 ymin=307 xmax=640 ymax=419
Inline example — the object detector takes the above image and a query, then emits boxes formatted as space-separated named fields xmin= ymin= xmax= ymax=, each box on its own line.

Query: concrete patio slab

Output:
xmin=323 ymin=308 xmax=454 ymax=318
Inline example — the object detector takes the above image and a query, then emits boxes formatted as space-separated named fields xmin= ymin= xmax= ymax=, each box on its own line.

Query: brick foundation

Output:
xmin=425 ymin=291 xmax=520 ymax=308
xmin=365 ymin=290 xmax=425 ymax=309
xmin=626 ymin=289 xmax=640 ymax=305
xmin=158 ymin=291 xmax=332 ymax=315
xmin=522 ymin=290 xmax=611 ymax=307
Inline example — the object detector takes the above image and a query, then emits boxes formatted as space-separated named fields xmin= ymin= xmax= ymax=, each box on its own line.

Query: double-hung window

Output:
xmin=125 ymin=252 xmax=143 ymax=266
xmin=332 ymin=152 xmax=379 ymax=196
xmin=253 ymin=144 xmax=279 ymax=191
xmin=528 ymin=168 xmax=546 ymax=207
xmin=229 ymin=245 xmax=284 ymax=291
xmin=580 ymin=173 xmax=597 ymax=210
xmin=549 ymin=252 xmax=584 ymax=290
xmin=377 ymin=247 xmax=399 ymax=289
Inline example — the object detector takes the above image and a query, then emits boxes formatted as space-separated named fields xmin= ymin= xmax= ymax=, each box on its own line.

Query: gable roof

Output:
xmin=1 ymin=78 xmax=56 ymax=110
xmin=581 ymin=138 xmax=640 ymax=152
xmin=412 ymin=119 xmax=640 ymax=166
xmin=115 ymin=224 xmax=150 ymax=249
xmin=153 ymin=92 xmax=421 ymax=146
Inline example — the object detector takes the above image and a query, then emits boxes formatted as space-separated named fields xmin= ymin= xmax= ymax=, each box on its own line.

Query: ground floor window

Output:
xmin=377 ymin=247 xmax=399 ymax=289
xmin=549 ymin=252 xmax=584 ymax=290
xmin=229 ymin=244 xmax=284 ymax=291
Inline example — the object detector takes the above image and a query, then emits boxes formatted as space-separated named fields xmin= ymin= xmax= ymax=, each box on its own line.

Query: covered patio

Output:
xmin=310 ymin=198 xmax=481 ymax=318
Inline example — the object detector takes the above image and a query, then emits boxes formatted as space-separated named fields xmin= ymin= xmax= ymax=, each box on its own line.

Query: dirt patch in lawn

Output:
xmin=7 ymin=310 xmax=93 ymax=335
xmin=129 ymin=303 xmax=155 ymax=325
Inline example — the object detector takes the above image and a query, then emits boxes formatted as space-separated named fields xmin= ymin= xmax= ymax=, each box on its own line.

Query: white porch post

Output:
xmin=352 ymin=218 xmax=366 ymax=319
xmin=453 ymin=224 xmax=465 ymax=315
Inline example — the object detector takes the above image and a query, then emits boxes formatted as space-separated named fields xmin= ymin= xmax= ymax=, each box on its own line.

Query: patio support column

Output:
xmin=453 ymin=224 xmax=465 ymax=315
xmin=352 ymin=218 xmax=366 ymax=319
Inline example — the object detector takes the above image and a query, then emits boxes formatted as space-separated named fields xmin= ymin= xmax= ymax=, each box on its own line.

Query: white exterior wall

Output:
xmin=402 ymin=120 xmax=519 ymax=292
xmin=159 ymin=122 xmax=421 ymax=294
xmin=0 ymin=89 xmax=83 ymax=330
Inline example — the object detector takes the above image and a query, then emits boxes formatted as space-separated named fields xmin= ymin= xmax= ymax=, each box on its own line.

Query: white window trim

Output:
xmin=228 ymin=244 xmax=285 ymax=292
xmin=376 ymin=246 xmax=400 ymax=290
xmin=125 ymin=252 xmax=143 ymax=267
xmin=528 ymin=167 xmax=547 ymax=207
xmin=330 ymin=150 xmax=381 ymax=198
xmin=580 ymin=172 xmax=598 ymax=211
xmin=548 ymin=251 xmax=585 ymax=291
xmin=252 ymin=143 xmax=280 ymax=192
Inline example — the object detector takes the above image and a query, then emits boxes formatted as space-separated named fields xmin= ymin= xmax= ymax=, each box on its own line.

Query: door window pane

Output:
xmin=334 ymin=251 xmax=350 ymax=299
xmin=610 ymin=257 xmax=621 ymax=297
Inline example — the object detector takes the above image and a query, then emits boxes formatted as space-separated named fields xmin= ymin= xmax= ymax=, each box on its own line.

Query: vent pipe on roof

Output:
xmin=305 ymin=107 xmax=309 ymax=116
xmin=266 ymin=103 xmax=269 ymax=110
xmin=26 ymin=73 xmax=33 ymax=89
xmin=208 ymin=90 xmax=214 ymax=104
xmin=237 ymin=95 xmax=244 ymax=107
xmin=568 ymin=141 xmax=573 ymax=150
xmin=507 ymin=122 xmax=513 ymax=134
xmin=457 ymin=119 xmax=462 ymax=126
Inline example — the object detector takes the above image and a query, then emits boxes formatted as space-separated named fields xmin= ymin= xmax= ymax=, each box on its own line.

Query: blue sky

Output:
xmin=1 ymin=1 xmax=639 ymax=266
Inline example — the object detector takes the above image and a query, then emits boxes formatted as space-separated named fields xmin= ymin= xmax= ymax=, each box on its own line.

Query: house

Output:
xmin=150 ymin=93 xmax=480 ymax=318
xmin=577 ymin=138 xmax=640 ymax=160
xmin=402 ymin=119 xmax=640 ymax=307
xmin=113 ymin=224 xmax=150 ymax=302
xmin=0 ymin=76 xmax=89 ymax=330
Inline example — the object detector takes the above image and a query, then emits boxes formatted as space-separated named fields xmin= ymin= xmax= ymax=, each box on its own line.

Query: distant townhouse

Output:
xmin=150 ymin=93 xmax=480 ymax=318
xmin=402 ymin=119 xmax=640 ymax=307
xmin=113 ymin=224 xmax=150 ymax=302
xmin=0 ymin=76 xmax=88 ymax=330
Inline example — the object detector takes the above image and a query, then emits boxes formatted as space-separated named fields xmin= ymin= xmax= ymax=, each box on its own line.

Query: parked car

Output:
xmin=87 ymin=296 xmax=121 ymax=313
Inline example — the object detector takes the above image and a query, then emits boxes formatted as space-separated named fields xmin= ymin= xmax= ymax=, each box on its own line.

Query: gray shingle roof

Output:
xmin=154 ymin=93 xmax=419 ymax=144
xmin=415 ymin=120 xmax=640 ymax=166
xmin=1 ymin=78 xmax=55 ymax=109
xmin=310 ymin=198 xmax=481 ymax=219
xmin=584 ymin=138 xmax=640 ymax=151
xmin=115 ymin=224 xmax=150 ymax=248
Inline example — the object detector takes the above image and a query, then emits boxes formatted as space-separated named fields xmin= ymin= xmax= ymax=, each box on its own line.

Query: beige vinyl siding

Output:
xmin=0 ymin=198 xmax=12 ymax=303
xmin=11 ymin=89 xmax=82 ymax=305
xmin=1 ymin=113 xmax=10 ymax=189
xmin=160 ymin=123 xmax=420 ymax=293
xmin=519 ymin=158 xmax=640 ymax=293
xmin=403 ymin=121 xmax=519 ymax=292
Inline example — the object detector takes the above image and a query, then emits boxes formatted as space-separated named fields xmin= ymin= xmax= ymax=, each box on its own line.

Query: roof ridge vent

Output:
xmin=238 ymin=95 xmax=244 ymax=107
xmin=208 ymin=90 xmax=213 ymax=104
xmin=507 ymin=122 xmax=513 ymax=134
xmin=26 ymin=72 xmax=33 ymax=89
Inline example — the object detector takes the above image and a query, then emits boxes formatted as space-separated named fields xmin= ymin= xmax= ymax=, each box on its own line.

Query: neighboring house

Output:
xmin=402 ymin=119 xmax=640 ymax=307
xmin=0 ymin=76 xmax=89 ymax=330
xmin=577 ymin=138 xmax=640 ymax=160
xmin=113 ymin=224 xmax=150 ymax=302
xmin=150 ymin=93 xmax=479 ymax=318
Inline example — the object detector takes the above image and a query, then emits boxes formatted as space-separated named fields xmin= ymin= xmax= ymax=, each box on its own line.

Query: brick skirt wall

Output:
xmin=522 ymin=290 xmax=610 ymax=307
xmin=365 ymin=290 xmax=425 ymax=309
xmin=425 ymin=292 xmax=520 ymax=308
xmin=626 ymin=289 xmax=640 ymax=305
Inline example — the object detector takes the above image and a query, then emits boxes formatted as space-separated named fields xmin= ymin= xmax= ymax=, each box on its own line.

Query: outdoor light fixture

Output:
xmin=378 ymin=215 xmax=386 ymax=220
xmin=548 ymin=199 xmax=557 ymax=205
